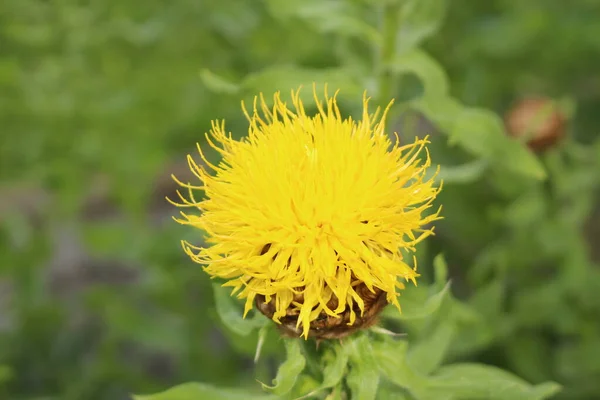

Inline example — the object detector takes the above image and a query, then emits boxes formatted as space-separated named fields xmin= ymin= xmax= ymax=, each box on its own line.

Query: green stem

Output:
xmin=377 ymin=1 xmax=402 ymax=105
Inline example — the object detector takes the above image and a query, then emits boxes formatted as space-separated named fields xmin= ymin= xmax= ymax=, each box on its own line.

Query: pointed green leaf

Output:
xmin=469 ymin=279 xmax=505 ymax=319
xmin=296 ymin=344 xmax=349 ymax=399
xmin=133 ymin=383 xmax=277 ymax=400
xmin=398 ymin=0 xmax=448 ymax=53
xmin=505 ymin=333 xmax=553 ymax=384
xmin=324 ymin=385 xmax=343 ymax=400
xmin=376 ymin=386 xmax=411 ymax=400
xmin=200 ymin=69 xmax=240 ymax=95
xmin=450 ymin=107 xmax=546 ymax=180
xmin=346 ymin=335 xmax=380 ymax=400
xmin=436 ymin=159 xmax=488 ymax=184
xmin=0 ymin=365 xmax=12 ymax=386
xmin=433 ymin=253 xmax=448 ymax=287
xmin=264 ymin=0 xmax=380 ymax=44
xmin=412 ymin=94 xmax=462 ymax=132
xmin=407 ymin=318 xmax=456 ymax=375
xmin=262 ymin=339 xmax=306 ymax=395
xmin=383 ymin=282 xmax=451 ymax=321
xmin=425 ymin=363 xmax=561 ymax=400
xmin=391 ymin=50 xmax=449 ymax=97
xmin=213 ymin=284 xmax=266 ymax=336
xmin=254 ymin=324 xmax=271 ymax=363
xmin=321 ymin=343 xmax=350 ymax=389
xmin=413 ymin=97 xmax=546 ymax=180
xmin=371 ymin=339 xmax=428 ymax=394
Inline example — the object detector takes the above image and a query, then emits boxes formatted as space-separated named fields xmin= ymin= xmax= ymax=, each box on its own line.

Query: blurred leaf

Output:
xmin=376 ymin=386 xmax=410 ymax=400
xmin=436 ymin=159 xmax=488 ymax=184
xmin=415 ymin=95 xmax=546 ymax=180
xmin=408 ymin=317 xmax=456 ymax=375
xmin=302 ymin=343 xmax=349 ymax=398
xmin=0 ymin=365 xmax=13 ymax=386
xmin=433 ymin=253 xmax=448 ymax=287
xmin=213 ymin=284 xmax=267 ymax=336
xmin=503 ymin=188 xmax=548 ymax=228
xmin=291 ymin=374 xmax=321 ymax=399
xmin=506 ymin=333 xmax=553 ymax=384
xmin=446 ymin=299 xmax=499 ymax=359
xmin=469 ymin=279 xmax=505 ymax=320
xmin=254 ymin=324 xmax=271 ymax=363
xmin=412 ymin=94 xmax=462 ymax=130
xmin=346 ymin=334 xmax=380 ymax=400
xmin=264 ymin=0 xmax=380 ymax=44
xmin=321 ymin=345 xmax=349 ymax=388
xmin=450 ymin=107 xmax=546 ymax=180
xmin=383 ymin=281 xmax=451 ymax=321
xmin=425 ymin=363 xmax=561 ymax=400
xmin=398 ymin=0 xmax=448 ymax=53
xmin=324 ymin=386 xmax=343 ymax=400
xmin=261 ymin=339 xmax=306 ymax=395
xmin=200 ymin=69 xmax=240 ymax=95
xmin=133 ymin=382 xmax=276 ymax=400
xmin=371 ymin=339 xmax=428 ymax=394
xmin=391 ymin=50 xmax=449 ymax=97
xmin=241 ymin=66 xmax=364 ymax=108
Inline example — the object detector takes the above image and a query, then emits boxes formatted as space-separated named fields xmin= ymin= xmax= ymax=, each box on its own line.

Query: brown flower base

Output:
xmin=255 ymin=283 xmax=388 ymax=340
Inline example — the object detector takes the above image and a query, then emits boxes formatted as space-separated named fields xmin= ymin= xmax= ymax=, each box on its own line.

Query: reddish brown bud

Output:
xmin=505 ymin=97 xmax=566 ymax=151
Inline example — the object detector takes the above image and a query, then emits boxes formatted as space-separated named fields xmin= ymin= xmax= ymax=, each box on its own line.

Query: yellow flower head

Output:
xmin=171 ymin=87 xmax=441 ymax=339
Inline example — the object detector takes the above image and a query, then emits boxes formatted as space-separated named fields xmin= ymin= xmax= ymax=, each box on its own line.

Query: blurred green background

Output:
xmin=1 ymin=0 xmax=600 ymax=399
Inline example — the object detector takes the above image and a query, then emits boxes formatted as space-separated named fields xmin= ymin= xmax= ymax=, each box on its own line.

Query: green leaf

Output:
xmin=383 ymin=281 xmax=451 ymax=321
xmin=412 ymin=95 xmax=462 ymax=132
xmin=408 ymin=317 xmax=456 ymax=375
xmin=469 ymin=279 xmax=505 ymax=319
xmin=398 ymin=0 xmax=448 ymax=53
xmin=262 ymin=339 xmax=306 ymax=395
xmin=295 ymin=343 xmax=349 ymax=398
xmin=391 ymin=50 xmax=449 ymax=97
xmin=425 ymin=363 xmax=562 ymax=400
xmin=254 ymin=324 xmax=271 ymax=363
xmin=346 ymin=334 xmax=381 ymax=400
xmin=436 ymin=159 xmax=488 ymax=184
xmin=503 ymin=188 xmax=548 ymax=228
xmin=371 ymin=339 xmax=428 ymax=394
xmin=324 ymin=385 xmax=343 ymax=400
xmin=133 ymin=383 xmax=277 ymax=400
xmin=264 ymin=0 xmax=380 ymax=44
xmin=449 ymin=107 xmax=546 ymax=180
xmin=0 ymin=365 xmax=13 ymax=386
xmin=432 ymin=253 xmax=448 ymax=287
xmin=448 ymin=107 xmax=511 ymax=158
xmin=213 ymin=284 xmax=266 ymax=336
xmin=320 ymin=344 xmax=350 ymax=389
xmin=413 ymin=97 xmax=546 ymax=180
xmin=505 ymin=333 xmax=553 ymax=384
xmin=375 ymin=386 xmax=411 ymax=400
xmin=200 ymin=69 xmax=240 ymax=95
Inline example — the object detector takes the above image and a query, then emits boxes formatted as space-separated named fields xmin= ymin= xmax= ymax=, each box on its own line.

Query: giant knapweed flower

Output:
xmin=171 ymin=87 xmax=441 ymax=339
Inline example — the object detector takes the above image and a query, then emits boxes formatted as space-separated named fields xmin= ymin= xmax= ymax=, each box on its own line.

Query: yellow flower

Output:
xmin=171 ymin=86 xmax=441 ymax=339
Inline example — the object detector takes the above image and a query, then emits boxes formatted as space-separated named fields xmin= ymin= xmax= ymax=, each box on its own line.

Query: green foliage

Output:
xmin=261 ymin=340 xmax=306 ymax=395
xmin=134 ymin=382 xmax=277 ymax=400
xmin=2 ymin=0 xmax=600 ymax=399
xmin=212 ymin=284 xmax=267 ymax=336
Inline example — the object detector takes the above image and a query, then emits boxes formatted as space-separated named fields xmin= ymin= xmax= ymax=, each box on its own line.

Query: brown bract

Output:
xmin=255 ymin=283 xmax=388 ymax=341
xmin=505 ymin=97 xmax=566 ymax=151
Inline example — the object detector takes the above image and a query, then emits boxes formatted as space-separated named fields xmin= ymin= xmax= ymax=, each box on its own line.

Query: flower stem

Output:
xmin=377 ymin=1 xmax=402 ymax=105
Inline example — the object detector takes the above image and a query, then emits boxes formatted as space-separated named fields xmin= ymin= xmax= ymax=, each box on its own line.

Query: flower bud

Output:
xmin=505 ymin=97 xmax=566 ymax=151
